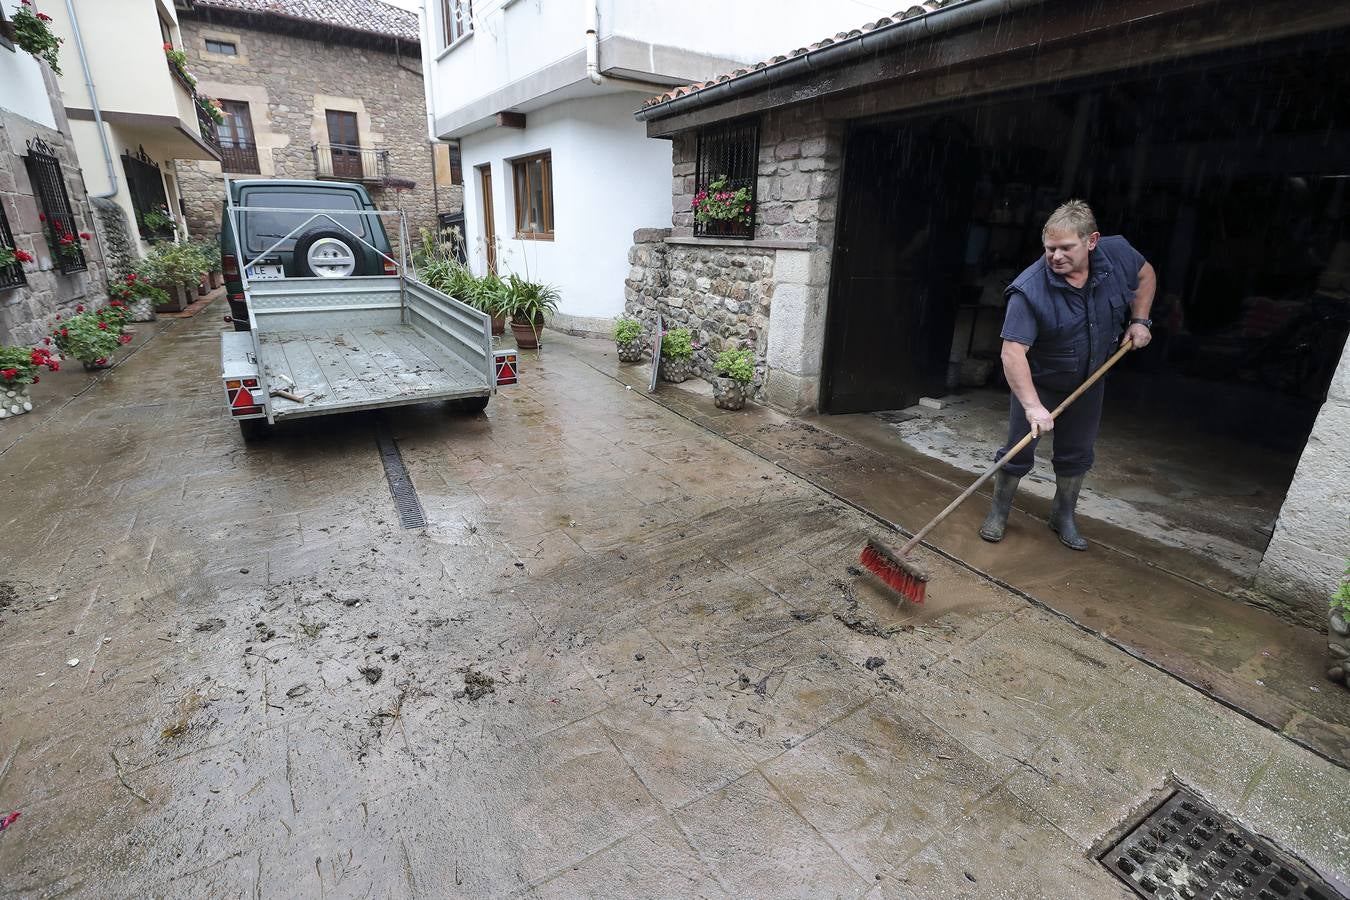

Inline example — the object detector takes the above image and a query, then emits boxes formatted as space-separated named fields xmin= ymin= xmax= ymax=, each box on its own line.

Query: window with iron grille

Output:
xmin=0 ymin=200 xmax=28 ymax=291
xmin=121 ymin=145 xmax=173 ymax=241
xmin=24 ymin=137 xmax=87 ymax=274
xmin=693 ymin=119 xmax=759 ymax=239
xmin=218 ymin=100 xmax=260 ymax=174
xmin=442 ymin=0 xmax=472 ymax=47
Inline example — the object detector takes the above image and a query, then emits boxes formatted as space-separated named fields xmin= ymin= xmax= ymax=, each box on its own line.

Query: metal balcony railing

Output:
xmin=220 ymin=140 xmax=261 ymax=174
xmin=195 ymin=98 xmax=222 ymax=158
xmin=312 ymin=143 xmax=389 ymax=183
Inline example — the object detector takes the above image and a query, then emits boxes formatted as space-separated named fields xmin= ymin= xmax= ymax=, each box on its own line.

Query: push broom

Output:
xmin=860 ymin=339 xmax=1135 ymax=604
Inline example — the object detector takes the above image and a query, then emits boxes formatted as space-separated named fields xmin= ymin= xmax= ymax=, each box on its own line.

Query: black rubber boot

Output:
xmin=978 ymin=470 xmax=1021 ymax=543
xmin=1049 ymin=474 xmax=1089 ymax=551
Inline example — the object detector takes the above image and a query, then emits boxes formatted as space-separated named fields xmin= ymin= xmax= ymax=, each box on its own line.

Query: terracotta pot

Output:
xmin=491 ymin=315 xmax=506 ymax=336
xmin=713 ymin=376 xmax=748 ymax=410
xmin=510 ymin=318 xmax=543 ymax=349
xmin=616 ymin=338 xmax=645 ymax=363
xmin=658 ymin=357 xmax=691 ymax=383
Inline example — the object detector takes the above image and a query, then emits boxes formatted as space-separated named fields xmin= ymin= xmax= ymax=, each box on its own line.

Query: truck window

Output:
xmin=242 ymin=190 xmax=369 ymax=253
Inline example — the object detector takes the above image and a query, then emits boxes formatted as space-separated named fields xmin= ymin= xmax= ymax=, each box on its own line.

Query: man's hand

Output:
xmin=1124 ymin=322 xmax=1152 ymax=350
xmin=1025 ymin=405 xmax=1054 ymax=437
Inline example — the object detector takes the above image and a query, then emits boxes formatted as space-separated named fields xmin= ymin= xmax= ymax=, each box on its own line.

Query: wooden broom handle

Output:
xmin=897 ymin=339 xmax=1135 ymax=557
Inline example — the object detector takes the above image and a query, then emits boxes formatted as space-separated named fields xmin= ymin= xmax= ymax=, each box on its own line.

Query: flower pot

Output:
xmin=1329 ymin=610 xmax=1349 ymax=689
xmin=491 ymin=315 xmax=506 ymax=336
xmin=82 ymin=357 xmax=112 ymax=371
xmin=510 ymin=318 xmax=543 ymax=350
xmin=658 ymin=357 xmax=691 ymax=383
xmin=210 ymin=271 xmax=223 ymax=289
xmin=198 ymin=277 xmax=209 ymax=297
xmin=713 ymin=376 xmax=748 ymax=410
xmin=154 ymin=283 xmax=189 ymax=313
xmin=0 ymin=385 xmax=33 ymax=420
xmin=128 ymin=297 xmax=157 ymax=323
xmin=616 ymin=338 xmax=645 ymax=363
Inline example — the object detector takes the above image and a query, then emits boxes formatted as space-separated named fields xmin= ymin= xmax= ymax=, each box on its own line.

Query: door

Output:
xmin=821 ymin=121 xmax=973 ymax=413
xmin=326 ymin=110 xmax=361 ymax=179
xmin=219 ymin=100 xmax=259 ymax=174
xmin=478 ymin=164 xmax=496 ymax=273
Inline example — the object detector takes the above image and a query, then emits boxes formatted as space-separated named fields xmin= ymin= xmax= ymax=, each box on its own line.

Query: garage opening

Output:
xmin=822 ymin=36 xmax=1350 ymax=574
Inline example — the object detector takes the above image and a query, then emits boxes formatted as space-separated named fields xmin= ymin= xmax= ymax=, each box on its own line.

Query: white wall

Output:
xmin=0 ymin=46 xmax=58 ymax=129
xmin=460 ymin=92 xmax=671 ymax=322
xmin=427 ymin=0 xmax=907 ymax=120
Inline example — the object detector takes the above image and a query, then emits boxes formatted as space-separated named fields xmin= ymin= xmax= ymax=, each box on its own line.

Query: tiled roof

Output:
xmin=640 ymin=0 xmax=963 ymax=111
xmin=188 ymin=0 xmax=419 ymax=44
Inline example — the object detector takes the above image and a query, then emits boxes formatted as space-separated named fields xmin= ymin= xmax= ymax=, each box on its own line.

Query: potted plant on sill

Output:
xmin=712 ymin=347 xmax=754 ymax=410
xmin=658 ymin=327 xmax=695 ymax=383
xmin=108 ymin=273 xmax=166 ymax=323
xmin=503 ymin=274 xmax=560 ymax=350
xmin=142 ymin=242 xmax=206 ymax=312
xmin=141 ymin=206 xmax=177 ymax=243
xmin=50 ymin=308 xmax=127 ymax=371
xmin=9 ymin=1 xmax=62 ymax=74
xmin=0 ymin=345 xmax=59 ymax=420
xmin=0 ymin=244 xmax=35 ymax=273
xmin=471 ymin=272 xmax=509 ymax=335
xmin=692 ymin=175 xmax=754 ymax=239
xmin=614 ymin=317 xmax=645 ymax=363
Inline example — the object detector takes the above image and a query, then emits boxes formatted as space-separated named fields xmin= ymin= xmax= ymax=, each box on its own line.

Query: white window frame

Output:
xmin=441 ymin=0 xmax=473 ymax=50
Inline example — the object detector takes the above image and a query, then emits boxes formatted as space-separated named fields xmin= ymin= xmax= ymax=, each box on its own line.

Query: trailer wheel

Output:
xmin=452 ymin=396 xmax=489 ymax=414
xmin=238 ymin=418 xmax=270 ymax=441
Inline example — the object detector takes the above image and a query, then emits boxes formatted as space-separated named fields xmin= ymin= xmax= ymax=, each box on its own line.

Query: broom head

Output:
xmin=859 ymin=539 xmax=928 ymax=604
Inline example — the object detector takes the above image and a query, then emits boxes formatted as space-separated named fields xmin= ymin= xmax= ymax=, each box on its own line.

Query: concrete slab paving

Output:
xmin=1 ymin=307 xmax=1347 ymax=897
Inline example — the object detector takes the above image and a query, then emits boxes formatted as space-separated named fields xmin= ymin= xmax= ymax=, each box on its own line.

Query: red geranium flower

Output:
xmin=38 ymin=213 xmax=45 ymax=222
xmin=95 ymin=357 xmax=108 ymax=365
xmin=32 ymin=375 xmax=39 ymax=383
xmin=79 ymin=232 xmax=91 ymax=240
xmin=118 ymin=334 xmax=132 ymax=345
xmin=48 ymin=362 xmax=59 ymax=372
xmin=0 ymin=368 xmax=17 ymax=380
xmin=75 ymin=304 xmax=84 ymax=312
xmin=13 ymin=249 xmax=34 ymax=263
xmin=126 ymin=274 xmax=137 ymax=283
xmin=38 ymin=12 xmax=52 ymax=21
xmin=43 ymin=337 xmax=51 ymax=345
xmin=60 ymin=328 xmax=68 ymax=337
xmin=97 ymin=321 xmax=107 ymax=330
xmin=163 ymin=42 xmax=173 ymax=51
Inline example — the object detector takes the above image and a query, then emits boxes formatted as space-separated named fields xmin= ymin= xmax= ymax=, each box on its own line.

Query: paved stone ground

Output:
xmin=1 ymin=305 xmax=1347 ymax=897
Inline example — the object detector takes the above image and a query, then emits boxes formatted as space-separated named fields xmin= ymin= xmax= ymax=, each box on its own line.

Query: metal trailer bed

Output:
xmin=220 ymin=275 xmax=513 ymax=430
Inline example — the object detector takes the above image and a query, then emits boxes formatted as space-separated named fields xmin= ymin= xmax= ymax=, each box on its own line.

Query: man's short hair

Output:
xmin=1043 ymin=200 xmax=1098 ymax=241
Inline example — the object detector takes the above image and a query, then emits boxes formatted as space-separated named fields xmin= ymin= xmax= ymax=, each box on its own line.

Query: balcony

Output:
xmin=194 ymin=97 xmax=223 ymax=158
xmin=312 ymin=143 xmax=390 ymax=184
xmin=220 ymin=140 xmax=261 ymax=175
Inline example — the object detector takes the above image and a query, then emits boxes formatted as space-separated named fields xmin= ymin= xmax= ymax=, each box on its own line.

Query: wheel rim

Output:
xmin=307 ymin=237 xmax=356 ymax=277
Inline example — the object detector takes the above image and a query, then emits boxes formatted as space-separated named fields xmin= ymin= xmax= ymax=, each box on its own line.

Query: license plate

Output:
xmin=248 ymin=264 xmax=283 ymax=280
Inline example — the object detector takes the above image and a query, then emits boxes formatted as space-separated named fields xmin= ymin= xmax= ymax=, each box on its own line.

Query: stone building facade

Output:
xmin=171 ymin=1 xmax=461 ymax=246
xmin=624 ymin=105 xmax=840 ymax=408
xmin=1 ymin=86 xmax=107 ymax=346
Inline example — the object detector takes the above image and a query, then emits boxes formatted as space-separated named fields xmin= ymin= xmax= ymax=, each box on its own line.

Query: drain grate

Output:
xmin=376 ymin=434 xmax=426 ymax=529
xmin=1100 ymin=789 xmax=1342 ymax=900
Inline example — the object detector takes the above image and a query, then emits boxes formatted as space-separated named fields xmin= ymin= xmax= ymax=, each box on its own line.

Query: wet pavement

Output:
xmin=1 ymin=304 xmax=1348 ymax=897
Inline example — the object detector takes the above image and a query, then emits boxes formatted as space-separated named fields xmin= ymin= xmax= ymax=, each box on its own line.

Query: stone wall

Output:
xmin=627 ymin=103 xmax=842 ymax=410
xmin=0 ymin=108 xmax=107 ymax=347
xmin=1255 ymin=336 xmax=1350 ymax=629
xmin=172 ymin=17 xmax=456 ymax=244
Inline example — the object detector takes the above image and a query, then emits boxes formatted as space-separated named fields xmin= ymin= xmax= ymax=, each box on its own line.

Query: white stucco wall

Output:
xmin=47 ymin=0 xmax=181 ymax=121
xmin=459 ymin=92 xmax=671 ymax=325
xmin=0 ymin=46 xmax=58 ymax=129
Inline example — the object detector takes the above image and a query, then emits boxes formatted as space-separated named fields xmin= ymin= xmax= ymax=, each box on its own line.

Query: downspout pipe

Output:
xmin=634 ymin=0 xmax=1045 ymax=122
xmin=64 ymin=0 xmax=117 ymax=198
xmin=585 ymin=0 xmax=603 ymax=85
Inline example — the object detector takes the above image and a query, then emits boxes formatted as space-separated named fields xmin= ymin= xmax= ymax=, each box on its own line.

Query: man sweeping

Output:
xmin=979 ymin=200 xmax=1156 ymax=550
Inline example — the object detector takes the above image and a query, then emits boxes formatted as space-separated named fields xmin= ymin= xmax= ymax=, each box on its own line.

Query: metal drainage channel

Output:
xmin=375 ymin=434 xmax=426 ymax=529
xmin=1099 ymin=789 xmax=1343 ymax=900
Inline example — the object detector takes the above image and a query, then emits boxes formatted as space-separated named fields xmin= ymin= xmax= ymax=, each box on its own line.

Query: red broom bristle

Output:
xmin=859 ymin=541 xmax=927 ymax=604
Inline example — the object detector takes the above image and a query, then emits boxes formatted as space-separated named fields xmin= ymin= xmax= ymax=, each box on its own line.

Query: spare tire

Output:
xmin=293 ymin=228 xmax=364 ymax=278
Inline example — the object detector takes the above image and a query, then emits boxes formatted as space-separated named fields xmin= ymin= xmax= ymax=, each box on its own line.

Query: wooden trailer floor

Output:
xmin=257 ymin=326 xmax=484 ymax=418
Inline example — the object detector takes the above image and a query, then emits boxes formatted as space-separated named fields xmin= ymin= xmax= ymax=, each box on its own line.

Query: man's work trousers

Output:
xmin=997 ymin=380 xmax=1105 ymax=478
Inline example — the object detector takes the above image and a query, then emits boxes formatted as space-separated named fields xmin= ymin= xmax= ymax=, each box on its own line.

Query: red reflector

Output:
xmin=495 ymin=353 xmax=518 ymax=386
xmin=231 ymin=385 xmax=255 ymax=409
xmin=223 ymin=254 xmax=238 ymax=276
xmin=231 ymin=406 xmax=263 ymax=417
xmin=383 ymin=259 xmax=397 ymax=274
xmin=230 ymin=292 xmax=245 ymax=301
xmin=242 ymin=378 xmax=259 ymax=388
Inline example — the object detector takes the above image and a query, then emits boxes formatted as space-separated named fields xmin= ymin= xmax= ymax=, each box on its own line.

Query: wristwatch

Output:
xmin=1130 ymin=317 xmax=1153 ymax=328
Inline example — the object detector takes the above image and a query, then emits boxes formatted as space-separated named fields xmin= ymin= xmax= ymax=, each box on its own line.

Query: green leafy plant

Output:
xmin=107 ymin=272 xmax=169 ymax=308
xmin=692 ymin=175 xmax=753 ymax=227
xmin=11 ymin=1 xmax=63 ymax=74
xmin=194 ymin=239 xmax=222 ymax=273
xmin=502 ymin=275 xmax=560 ymax=326
xmin=714 ymin=348 xmax=755 ymax=384
xmin=0 ymin=245 xmax=35 ymax=270
xmin=468 ymin=272 xmax=508 ymax=318
xmin=164 ymin=43 xmax=195 ymax=86
xmin=141 ymin=206 xmax=176 ymax=236
xmin=143 ymin=241 xmax=207 ymax=285
xmin=200 ymin=96 xmax=225 ymax=126
xmin=614 ymin=318 xmax=642 ymax=344
xmin=660 ymin=327 xmax=694 ymax=361
xmin=0 ymin=344 xmax=59 ymax=386
xmin=50 ymin=310 xmax=123 ymax=365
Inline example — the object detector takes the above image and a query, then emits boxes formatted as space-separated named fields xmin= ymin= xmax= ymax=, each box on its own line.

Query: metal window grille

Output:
xmin=24 ymin=137 xmax=87 ymax=274
xmin=0 ymin=200 xmax=27 ymax=290
xmin=694 ymin=118 xmax=759 ymax=239
xmin=121 ymin=146 xmax=174 ymax=241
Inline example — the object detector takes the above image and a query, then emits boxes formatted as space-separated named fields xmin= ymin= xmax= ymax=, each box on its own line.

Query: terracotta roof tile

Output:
xmin=188 ymin=0 xmax=418 ymax=44
xmin=640 ymin=0 xmax=966 ymax=111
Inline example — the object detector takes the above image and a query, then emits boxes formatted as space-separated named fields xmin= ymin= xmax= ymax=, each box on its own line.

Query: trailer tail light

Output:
xmin=230 ymin=292 xmax=244 ymax=301
xmin=223 ymin=254 xmax=238 ymax=276
xmin=383 ymin=258 xmax=398 ymax=275
xmin=225 ymin=381 xmax=263 ymax=417
xmin=494 ymin=351 xmax=518 ymax=386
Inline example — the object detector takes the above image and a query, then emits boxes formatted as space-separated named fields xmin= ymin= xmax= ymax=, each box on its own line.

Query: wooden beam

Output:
xmin=496 ymin=111 xmax=526 ymax=129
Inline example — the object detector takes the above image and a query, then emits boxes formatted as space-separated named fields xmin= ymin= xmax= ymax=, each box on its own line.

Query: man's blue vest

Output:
xmin=1005 ymin=236 xmax=1139 ymax=392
